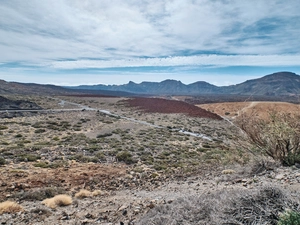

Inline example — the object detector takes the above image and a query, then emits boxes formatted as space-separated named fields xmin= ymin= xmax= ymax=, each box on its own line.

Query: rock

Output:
xmin=122 ymin=209 xmax=127 ymax=216
xmin=85 ymin=213 xmax=94 ymax=219
xmin=147 ymin=202 xmax=155 ymax=209
xmin=167 ymin=199 xmax=174 ymax=204
xmin=118 ymin=205 xmax=127 ymax=211
xmin=275 ymin=174 xmax=285 ymax=180
xmin=295 ymin=163 xmax=300 ymax=168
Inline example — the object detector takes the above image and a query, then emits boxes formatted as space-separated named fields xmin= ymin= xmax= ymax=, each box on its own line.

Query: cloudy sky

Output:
xmin=1 ymin=0 xmax=300 ymax=86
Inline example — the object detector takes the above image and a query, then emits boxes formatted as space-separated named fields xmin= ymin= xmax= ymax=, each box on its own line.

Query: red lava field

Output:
xmin=126 ymin=97 xmax=222 ymax=120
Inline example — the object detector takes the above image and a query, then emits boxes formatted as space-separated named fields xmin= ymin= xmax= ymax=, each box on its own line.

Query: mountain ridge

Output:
xmin=69 ymin=71 xmax=300 ymax=96
xmin=1 ymin=71 xmax=300 ymax=96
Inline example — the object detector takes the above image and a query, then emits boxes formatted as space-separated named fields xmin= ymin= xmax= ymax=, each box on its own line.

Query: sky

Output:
xmin=1 ymin=0 xmax=300 ymax=86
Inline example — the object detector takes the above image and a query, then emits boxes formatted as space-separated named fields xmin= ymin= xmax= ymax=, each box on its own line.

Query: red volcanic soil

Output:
xmin=126 ymin=97 xmax=222 ymax=120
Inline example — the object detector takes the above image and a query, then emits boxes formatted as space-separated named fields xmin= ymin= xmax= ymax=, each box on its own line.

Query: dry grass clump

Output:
xmin=75 ymin=189 xmax=91 ymax=199
xmin=0 ymin=201 xmax=24 ymax=214
xmin=91 ymin=190 xmax=102 ymax=196
xmin=42 ymin=194 xmax=72 ymax=209
xmin=221 ymin=169 xmax=235 ymax=174
xmin=75 ymin=189 xmax=102 ymax=199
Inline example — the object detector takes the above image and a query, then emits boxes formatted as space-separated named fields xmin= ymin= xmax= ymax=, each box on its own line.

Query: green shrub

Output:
xmin=0 ymin=125 xmax=8 ymax=130
xmin=116 ymin=151 xmax=135 ymax=164
xmin=97 ymin=133 xmax=112 ymax=138
xmin=17 ymin=154 xmax=41 ymax=162
xmin=35 ymin=128 xmax=46 ymax=133
xmin=95 ymin=152 xmax=106 ymax=161
xmin=15 ymin=134 xmax=23 ymax=138
xmin=33 ymin=161 xmax=51 ymax=168
xmin=0 ymin=157 xmax=6 ymax=165
xmin=278 ymin=210 xmax=300 ymax=225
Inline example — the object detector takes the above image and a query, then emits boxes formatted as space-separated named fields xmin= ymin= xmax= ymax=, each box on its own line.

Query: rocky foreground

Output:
xmin=0 ymin=161 xmax=300 ymax=224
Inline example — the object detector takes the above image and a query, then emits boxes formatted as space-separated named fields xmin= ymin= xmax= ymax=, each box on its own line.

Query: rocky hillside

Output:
xmin=0 ymin=80 xmax=136 ymax=96
xmin=0 ymin=96 xmax=42 ymax=110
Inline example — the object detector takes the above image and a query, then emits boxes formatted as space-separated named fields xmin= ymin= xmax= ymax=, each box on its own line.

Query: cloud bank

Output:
xmin=0 ymin=0 xmax=299 ymax=84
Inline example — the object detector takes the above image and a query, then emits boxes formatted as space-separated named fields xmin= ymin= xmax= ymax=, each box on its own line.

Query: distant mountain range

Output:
xmin=0 ymin=72 xmax=300 ymax=97
xmin=69 ymin=72 xmax=300 ymax=96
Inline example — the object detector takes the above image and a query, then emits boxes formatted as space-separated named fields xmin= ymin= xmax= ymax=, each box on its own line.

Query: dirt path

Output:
xmin=235 ymin=101 xmax=259 ymax=117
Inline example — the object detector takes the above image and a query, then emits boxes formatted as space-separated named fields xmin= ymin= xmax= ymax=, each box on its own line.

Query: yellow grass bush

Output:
xmin=91 ymin=190 xmax=102 ymax=197
xmin=42 ymin=194 xmax=72 ymax=209
xmin=0 ymin=201 xmax=23 ymax=214
xmin=75 ymin=189 xmax=102 ymax=198
xmin=75 ymin=189 xmax=91 ymax=199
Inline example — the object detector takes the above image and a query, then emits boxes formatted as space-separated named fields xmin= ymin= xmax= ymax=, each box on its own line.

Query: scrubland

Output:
xmin=0 ymin=95 xmax=300 ymax=224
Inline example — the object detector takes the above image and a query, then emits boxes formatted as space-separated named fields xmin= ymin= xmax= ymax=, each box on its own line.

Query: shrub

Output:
xmin=0 ymin=201 xmax=23 ymax=214
xmin=95 ymin=152 xmax=106 ymax=161
xmin=91 ymin=190 xmax=102 ymax=197
xmin=137 ymin=186 xmax=300 ymax=225
xmin=17 ymin=154 xmax=41 ymax=162
xmin=96 ymin=133 xmax=112 ymax=138
xmin=237 ymin=111 xmax=300 ymax=166
xmin=0 ymin=157 xmax=6 ymax=165
xmin=116 ymin=151 xmax=135 ymax=164
xmin=278 ymin=210 xmax=300 ymax=225
xmin=16 ymin=187 xmax=65 ymax=201
xmin=0 ymin=125 xmax=8 ymax=130
xmin=75 ymin=189 xmax=91 ymax=199
xmin=42 ymin=194 xmax=72 ymax=209
xmin=35 ymin=128 xmax=46 ymax=133
xmin=75 ymin=189 xmax=102 ymax=199
xmin=33 ymin=161 xmax=51 ymax=168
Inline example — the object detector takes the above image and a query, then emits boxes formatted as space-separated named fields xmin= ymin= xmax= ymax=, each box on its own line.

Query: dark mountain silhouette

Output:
xmin=222 ymin=72 xmax=300 ymax=96
xmin=0 ymin=79 xmax=136 ymax=96
xmin=0 ymin=79 xmax=72 ymax=95
xmin=1 ymin=72 xmax=300 ymax=97
xmin=72 ymin=79 xmax=221 ymax=95
xmin=69 ymin=72 xmax=300 ymax=96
